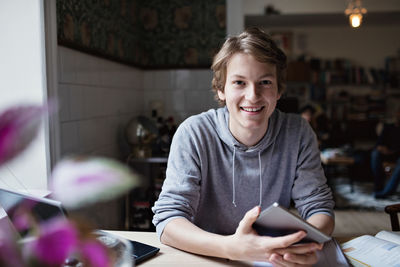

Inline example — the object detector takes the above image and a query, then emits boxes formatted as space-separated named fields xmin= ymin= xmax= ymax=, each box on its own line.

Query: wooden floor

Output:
xmin=332 ymin=209 xmax=392 ymax=237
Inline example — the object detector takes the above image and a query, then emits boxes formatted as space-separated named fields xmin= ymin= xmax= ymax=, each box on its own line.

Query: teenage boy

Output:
xmin=152 ymin=28 xmax=334 ymax=266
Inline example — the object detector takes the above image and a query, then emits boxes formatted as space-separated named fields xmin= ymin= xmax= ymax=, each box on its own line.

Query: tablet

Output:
xmin=252 ymin=202 xmax=331 ymax=243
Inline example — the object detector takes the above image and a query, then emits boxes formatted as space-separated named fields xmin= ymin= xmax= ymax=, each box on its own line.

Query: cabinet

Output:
xmin=125 ymin=157 xmax=167 ymax=231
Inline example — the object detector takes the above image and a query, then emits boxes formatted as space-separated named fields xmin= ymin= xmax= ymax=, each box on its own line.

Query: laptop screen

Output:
xmin=0 ymin=188 xmax=66 ymax=238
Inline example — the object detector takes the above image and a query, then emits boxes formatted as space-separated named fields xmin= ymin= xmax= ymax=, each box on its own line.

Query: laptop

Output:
xmin=0 ymin=187 xmax=159 ymax=264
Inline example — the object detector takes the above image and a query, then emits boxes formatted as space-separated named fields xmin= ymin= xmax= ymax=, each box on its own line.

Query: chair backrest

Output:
xmin=384 ymin=204 xmax=400 ymax=231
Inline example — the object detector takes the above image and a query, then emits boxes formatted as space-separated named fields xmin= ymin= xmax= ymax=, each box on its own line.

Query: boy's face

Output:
xmin=218 ymin=53 xmax=281 ymax=144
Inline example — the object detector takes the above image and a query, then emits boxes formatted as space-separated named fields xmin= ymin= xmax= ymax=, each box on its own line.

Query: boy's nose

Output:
xmin=245 ymin=84 xmax=258 ymax=100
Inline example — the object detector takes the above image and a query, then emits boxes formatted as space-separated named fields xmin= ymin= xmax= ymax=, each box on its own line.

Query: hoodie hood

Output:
xmin=215 ymin=106 xmax=283 ymax=154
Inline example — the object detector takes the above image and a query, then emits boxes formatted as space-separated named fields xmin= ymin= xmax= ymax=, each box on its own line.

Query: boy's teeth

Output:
xmin=242 ymin=107 xmax=261 ymax=112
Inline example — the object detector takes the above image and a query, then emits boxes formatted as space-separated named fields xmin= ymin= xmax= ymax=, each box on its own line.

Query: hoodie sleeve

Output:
xmin=292 ymin=119 xmax=335 ymax=220
xmin=151 ymin=119 xmax=202 ymax=240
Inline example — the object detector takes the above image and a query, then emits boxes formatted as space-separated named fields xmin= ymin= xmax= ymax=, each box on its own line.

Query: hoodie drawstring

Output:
xmin=232 ymin=146 xmax=237 ymax=207
xmin=258 ymin=151 xmax=262 ymax=207
xmin=232 ymin=142 xmax=275 ymax=208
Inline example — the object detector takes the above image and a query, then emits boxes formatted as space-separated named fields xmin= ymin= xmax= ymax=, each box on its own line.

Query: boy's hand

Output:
xmin=224 ymin=206 xmax=321 ymax=266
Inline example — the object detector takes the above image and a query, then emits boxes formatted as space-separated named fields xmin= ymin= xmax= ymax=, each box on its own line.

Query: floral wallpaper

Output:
xmin=57 ymin=0 xmax=226 ymax=68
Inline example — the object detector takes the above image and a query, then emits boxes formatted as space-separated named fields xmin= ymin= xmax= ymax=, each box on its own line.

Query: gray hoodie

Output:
xmin=152 ymin=107 xmax=334 ymax=239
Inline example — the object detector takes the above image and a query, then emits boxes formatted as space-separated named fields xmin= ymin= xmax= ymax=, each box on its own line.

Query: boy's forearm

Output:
xmin=307 ymin=213 xmax=335 ymax=236
xmin=161 ymin=217 xmax=233 ymax=259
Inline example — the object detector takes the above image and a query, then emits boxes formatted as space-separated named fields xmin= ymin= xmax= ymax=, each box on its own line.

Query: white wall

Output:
xmin=227 ymin=0 xmax=244 ymax=36
xmin=265 ymin=25 xmax=400 ymax=69
xmin=142 ymin=69 xmax=217 ymax=123
xmin=58 ymin=46 xmax=144 ymax=158
xmin=0 ymin=0 xmax=49 ymax=191
xmin=57 ymin=46 xmax=145 ymax=229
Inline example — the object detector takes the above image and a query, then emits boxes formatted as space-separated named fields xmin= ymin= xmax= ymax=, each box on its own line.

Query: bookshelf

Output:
xmin=284 ymin=56 xmax=400 ymax=150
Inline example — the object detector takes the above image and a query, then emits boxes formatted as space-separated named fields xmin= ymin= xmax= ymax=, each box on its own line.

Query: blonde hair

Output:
xmin=211 ymin=27 xmax=287 ymax=105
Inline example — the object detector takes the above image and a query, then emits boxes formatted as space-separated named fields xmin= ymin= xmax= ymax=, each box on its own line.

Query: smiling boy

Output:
xmin=152 ymin=28 xmax=335 ymax=266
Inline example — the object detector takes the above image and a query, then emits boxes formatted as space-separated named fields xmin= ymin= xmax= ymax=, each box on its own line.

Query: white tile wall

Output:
xmin=58 ymin=47 xmax=145 ymax=229
xmin=68 ymin=85 xmax=85 ymax=121
xmin=142 ymin=69 xmax=219 ymax=123
xmin=58 ymin=46 xmax=77 ymax=83
xmin=58 ymin=46 xmax=144 ymax=160
xmin=58 ymin=84 xmax=70 ymax=122
xmin=60 ymin=121 xmax=79 ymax=156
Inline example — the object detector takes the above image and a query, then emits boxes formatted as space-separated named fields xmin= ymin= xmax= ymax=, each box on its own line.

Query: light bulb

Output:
xmin=350 ymin=14 xmax=362 ymax=28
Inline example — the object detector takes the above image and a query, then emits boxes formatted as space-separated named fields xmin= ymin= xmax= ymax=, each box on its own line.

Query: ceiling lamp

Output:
xmin=345 ymin=0 xmax=367 ymax=28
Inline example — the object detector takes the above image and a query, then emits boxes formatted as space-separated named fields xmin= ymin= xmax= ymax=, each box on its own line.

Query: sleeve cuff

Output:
xmin=155 ymin=216 xmax=186 ymax=241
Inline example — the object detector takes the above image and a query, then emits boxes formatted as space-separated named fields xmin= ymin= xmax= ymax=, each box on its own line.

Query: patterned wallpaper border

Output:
xmin=57 ymin=0 xmax=226 ymax=69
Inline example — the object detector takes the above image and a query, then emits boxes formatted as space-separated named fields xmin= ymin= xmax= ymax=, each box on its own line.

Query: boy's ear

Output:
xmin=217 ymin=90 xmax=226 ymax=101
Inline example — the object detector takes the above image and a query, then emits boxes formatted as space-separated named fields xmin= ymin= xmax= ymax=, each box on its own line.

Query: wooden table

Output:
xmin=320 ymin=154 xmax=356 ymax=193
xmin=320 ymin=155 xmax=355 ymax=166
xmin=107 ymin=231 xmax=353 ymax=266
xmin=107 ymin=231 xmax=252 ymax=266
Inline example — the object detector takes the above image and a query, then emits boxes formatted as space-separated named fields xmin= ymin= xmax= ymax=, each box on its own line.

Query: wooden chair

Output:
xmin=384 ymin=204 xmax=400 ymax=231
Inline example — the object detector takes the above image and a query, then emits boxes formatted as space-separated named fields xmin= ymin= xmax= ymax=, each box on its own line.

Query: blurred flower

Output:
xmin=0 ymin=103 xmax=138 ymax=266
xmin=0 ymin=220 xmax=24 ymax=267
xmin=0 ymin=105 xmax=46 ymax=165
xmin=51 ymin=157 xmax=139 ymax=209
xmin=7 ymin=199 xmax=37 ymax=234
xmin=10 ymin=207 xmax=32 ymax=233
xmin=81 ymin=240 xmax=110 ymax=267
xmin=28 ymin=218 xmax=79 ymax=266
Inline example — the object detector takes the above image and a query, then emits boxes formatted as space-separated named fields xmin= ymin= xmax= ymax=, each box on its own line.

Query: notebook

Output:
xmin=0 ymin=187 xmax=159 ymax=264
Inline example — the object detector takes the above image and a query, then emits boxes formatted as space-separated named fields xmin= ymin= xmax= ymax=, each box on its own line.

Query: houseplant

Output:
xmin=0 ymin=104 xmax=139 ymax=266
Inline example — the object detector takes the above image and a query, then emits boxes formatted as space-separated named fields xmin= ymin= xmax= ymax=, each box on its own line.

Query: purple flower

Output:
xmin=0 ymin=105 xmax=47 ymax=166
xmin=30 ymin=217 xmax=78 ymax=266
xmin=7 ymin=199 xmax=37 ymax=233
xmin=11 ymin=209 xmax=31 ymax=233
xmin=0 ymin=219 xmax=24 ymax=267
xmin=81 ymin=240 xmax=110 ymax=267
xmin=51 ymin=157 xmax=139 ymax=209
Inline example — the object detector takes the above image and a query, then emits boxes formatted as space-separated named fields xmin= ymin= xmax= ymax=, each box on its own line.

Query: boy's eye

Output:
xmin=260 ymin=80 xmax=272 ymax=85
xmin=233 ymin=81 xmax=245 ymax=86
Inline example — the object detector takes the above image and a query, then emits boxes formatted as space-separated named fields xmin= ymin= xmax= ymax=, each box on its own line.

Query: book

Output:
xmin=340 ymin=230 xmax=400 ymax=267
